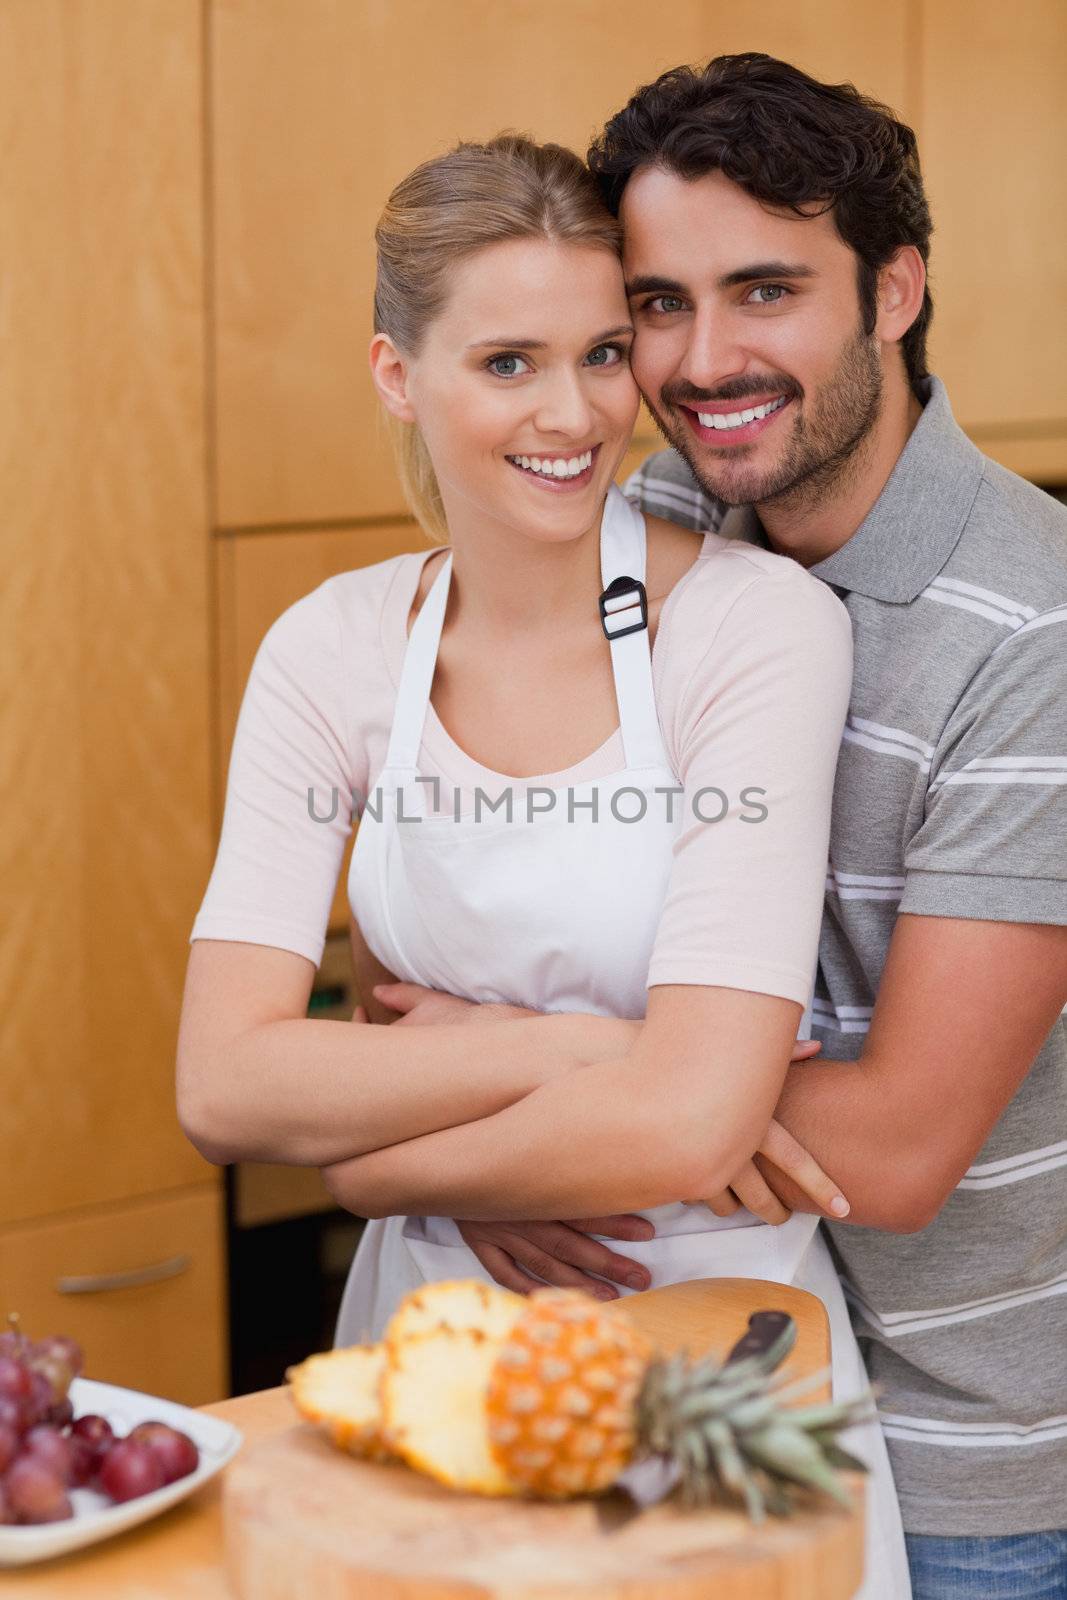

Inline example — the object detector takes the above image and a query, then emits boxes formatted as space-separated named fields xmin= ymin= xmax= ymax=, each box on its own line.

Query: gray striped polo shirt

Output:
xmin=626 ymin=375 xmax=1067 ymax=1538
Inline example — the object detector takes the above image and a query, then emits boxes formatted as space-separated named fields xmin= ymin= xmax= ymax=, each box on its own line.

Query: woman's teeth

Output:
xmin=696 ymin=396 xmax=787 ymax=430
xmin=507 ymin=449 xmax=594 ymax=479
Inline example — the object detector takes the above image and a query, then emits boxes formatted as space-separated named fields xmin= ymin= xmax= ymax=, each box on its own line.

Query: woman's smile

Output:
xmin=505 ymin=443 xmax=600 ymax=491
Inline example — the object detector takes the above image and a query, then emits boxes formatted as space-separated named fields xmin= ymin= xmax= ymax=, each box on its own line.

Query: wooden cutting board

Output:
xmin=223 ymin=1278 xmax=864 ymax=1599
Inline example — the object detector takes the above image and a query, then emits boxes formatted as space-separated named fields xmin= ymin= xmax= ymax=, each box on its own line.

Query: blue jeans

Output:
xmin=906 ymin=1531 xmax=1067 ymax=1599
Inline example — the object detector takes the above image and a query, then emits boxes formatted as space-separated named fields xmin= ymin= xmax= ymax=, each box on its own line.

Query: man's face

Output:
xmin=621 ymin=166 xmax=882 ymax=508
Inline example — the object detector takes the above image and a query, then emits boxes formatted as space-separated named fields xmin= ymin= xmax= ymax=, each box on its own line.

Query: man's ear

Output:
xmin=875 ymin=245 xmax=926 ymax=347
xmin=369 ymin=333 xmax=417 ymax=422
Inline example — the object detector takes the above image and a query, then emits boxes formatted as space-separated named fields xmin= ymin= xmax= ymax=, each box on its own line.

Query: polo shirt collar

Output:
xmin=717 ymin=376 xmax=985 ymax=603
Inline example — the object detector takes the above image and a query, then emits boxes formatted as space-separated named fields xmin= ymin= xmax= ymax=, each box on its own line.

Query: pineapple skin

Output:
xmin=485 ymin=1287 xmax=654 ymax=1499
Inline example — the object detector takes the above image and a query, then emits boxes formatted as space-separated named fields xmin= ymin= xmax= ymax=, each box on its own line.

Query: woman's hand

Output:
xmin=695 ymin=1041 xmax=851 ymax=1224
xmin=454 ymin=1215 xmax=654 ymax=1300
xmin=371 ymin=981 xmax=536 ymax=1027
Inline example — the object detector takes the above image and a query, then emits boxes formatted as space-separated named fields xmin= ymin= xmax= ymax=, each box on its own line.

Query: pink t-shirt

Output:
xmin=190 ymin=531 xmax=852 ymax=1006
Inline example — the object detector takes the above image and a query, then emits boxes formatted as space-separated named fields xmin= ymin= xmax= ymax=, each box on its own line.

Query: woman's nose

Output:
xmin=533 ymin=374 xmax=595 ymax=440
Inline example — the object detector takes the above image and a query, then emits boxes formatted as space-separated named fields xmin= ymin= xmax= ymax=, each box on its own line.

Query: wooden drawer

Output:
xmin=0 ymin=1184 xmax=228 ymax=1407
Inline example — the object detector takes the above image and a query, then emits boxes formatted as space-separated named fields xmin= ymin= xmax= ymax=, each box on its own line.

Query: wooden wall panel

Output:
xmin=210 ymin=0 xmax=912 ymax=530
xmin=0 ymin=1 xmax=216 ymax=1223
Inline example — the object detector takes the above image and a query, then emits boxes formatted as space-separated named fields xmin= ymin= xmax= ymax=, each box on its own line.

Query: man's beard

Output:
xmin=647 ymin=325 xmax=883 ymax=512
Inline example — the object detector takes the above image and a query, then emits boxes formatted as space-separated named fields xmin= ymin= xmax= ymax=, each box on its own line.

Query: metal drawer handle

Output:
xmin=56 ymin=1253 xmax=191 ymax=1295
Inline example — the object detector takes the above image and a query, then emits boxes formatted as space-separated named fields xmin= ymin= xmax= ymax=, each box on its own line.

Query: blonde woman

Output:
xmin=179 ymin=135 xmax=909 ymax=1595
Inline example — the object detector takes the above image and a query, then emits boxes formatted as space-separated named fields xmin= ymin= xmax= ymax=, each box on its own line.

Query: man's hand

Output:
xmin=455 ymin=1214 xmax=654 ymax=1299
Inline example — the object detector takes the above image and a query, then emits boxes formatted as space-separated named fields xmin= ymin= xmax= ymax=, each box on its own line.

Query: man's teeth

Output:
xmin=508 ymin=449 xmax=594 ymax=478
xmin=696 ymin=396 xmax=787 ymax=430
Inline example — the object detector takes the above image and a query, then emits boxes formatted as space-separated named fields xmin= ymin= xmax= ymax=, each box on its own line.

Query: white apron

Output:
xmin=340 ymin=486 xmax=910 ymax=1598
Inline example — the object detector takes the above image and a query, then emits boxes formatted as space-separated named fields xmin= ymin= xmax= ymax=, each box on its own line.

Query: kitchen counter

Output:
xmin=0 ymin=1279 xmax=849 ymax=1598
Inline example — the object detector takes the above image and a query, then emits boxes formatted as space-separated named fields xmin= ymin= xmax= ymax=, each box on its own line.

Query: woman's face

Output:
xmin=400 ymin=237 xmax=639 ymax=545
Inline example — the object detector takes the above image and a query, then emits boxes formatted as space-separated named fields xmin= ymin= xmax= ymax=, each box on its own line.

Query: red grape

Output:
xmin=29 ymin=1352 xmax=73 ymax=1406
xmin=70 ymin=1413 xmax=113 ymax=1463
xmin=127 ymin=1422 xmax=199 ymax=1485
xmin=0 ymin=1479 xmax=15 ymax=1525
xmin=98 ymin=1439 xmax=166 ymax=1504
xmin=22 ymin=1425 xmax=75 ymax=1485
xmin=31 ymin=1336 xmax=84 ymax=1380
xmin=67 ymin=1433 xmax=97 ymax=1488
xmin=46 ymin=1395 xmax=74 ymax=1429
xmin=0 ymin=1423 xmax=17 ymax=1474
xmin=0 ymin=1357 xmax=32 ymax=1405
xmin=23 ymin=1370 xmax=53 ymax=1430
xmin=4 ymin=1455 xmax=73 ymax=1523
xmin=0 ymin=1395 xmax=27 ymax=1436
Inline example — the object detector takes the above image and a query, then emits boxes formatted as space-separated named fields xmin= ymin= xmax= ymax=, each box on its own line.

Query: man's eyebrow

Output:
xmin=718 ymin=261 xmax=817 ymax=289
xmin=625 ymin=275 xmax=686 ymax=298
xmin=466 ymin=325 xmax=634 ymax=352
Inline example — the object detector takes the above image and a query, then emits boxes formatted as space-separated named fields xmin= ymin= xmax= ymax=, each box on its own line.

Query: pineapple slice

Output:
xmin=286 ymin=1343 xmax=396 ymax=1463
xmin=384 ymin=1278 xmax=525 ymax=1346
xmin=382 ymin=1324 xmax=522 ymax=1496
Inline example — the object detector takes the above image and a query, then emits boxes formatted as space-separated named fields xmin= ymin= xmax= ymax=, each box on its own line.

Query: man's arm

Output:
xmin=754 ymin=914 xmax=1067 ymax=1232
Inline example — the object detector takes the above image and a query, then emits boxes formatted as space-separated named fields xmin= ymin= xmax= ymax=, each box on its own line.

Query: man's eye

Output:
xmin=487 ymin=353 xmax=532 ymax=377
xmin=649 ymin=295 xmax=685 ymax=315
xmin=746 ymin=284 xmax=789 ymax=305
xmin=584 ymin=344 xmax=625 ymax=367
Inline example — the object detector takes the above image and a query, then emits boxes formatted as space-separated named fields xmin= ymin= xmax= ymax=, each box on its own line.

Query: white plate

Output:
xmin=0 ymin=1376 xmax=243 ymax=1567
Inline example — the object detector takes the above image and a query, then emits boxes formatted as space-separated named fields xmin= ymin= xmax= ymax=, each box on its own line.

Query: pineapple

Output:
xmin=287 ymin=1279 xmax=873 ymax=1521
xmin=286 ymin=1342 xmax=395 ymax=1463
xmin=486 ymin=1287 xmax=873 ymax=1518
xmin=485 ymin=1287 xmax=653 ymax=1498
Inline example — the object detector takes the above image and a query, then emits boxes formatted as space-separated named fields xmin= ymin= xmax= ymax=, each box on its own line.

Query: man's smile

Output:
xmin=677 ymin=394 xmax=793 ymax=447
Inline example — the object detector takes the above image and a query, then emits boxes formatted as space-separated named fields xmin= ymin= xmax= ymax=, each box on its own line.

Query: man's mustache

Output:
xmin=660 ymin=378 xmax=803 ymax=408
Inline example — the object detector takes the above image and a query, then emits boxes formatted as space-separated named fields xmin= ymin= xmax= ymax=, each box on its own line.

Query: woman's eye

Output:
xmin=746 ymin=284 xmax=789 ymax=305
xmin=649 ymin=295 xmax=685 ymax=315
xmin=487 ymin=353 xmax=532 ymax=378
xmin=584 ymin=344 xmax=625 ymax=367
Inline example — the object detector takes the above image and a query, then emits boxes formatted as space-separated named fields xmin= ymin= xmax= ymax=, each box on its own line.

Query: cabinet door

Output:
xmin=210 ymin=0 xmax=912 ymax=530
xmin=922 ymin=1 xmax=1067 ymax=460
xmin=0 ymin=1185 xmax=227 ymax=1406
xmin=0 ymin=0 xmax=216 ymax=1224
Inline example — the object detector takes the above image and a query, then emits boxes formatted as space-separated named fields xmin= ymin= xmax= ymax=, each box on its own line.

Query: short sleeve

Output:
xmin=189 ymin=581 xmax=363 ymax=967
xmin=901 ymin=606 xmax=1067 ymax=923
xmin=623 ymin=449 xmax=727 ymax=534
xmin=647 ymin=564 xmax=853 ymax=1004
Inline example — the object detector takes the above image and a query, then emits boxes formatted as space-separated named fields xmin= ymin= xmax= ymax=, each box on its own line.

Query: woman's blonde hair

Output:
xmin=373 ymin=133 xmax=622 ymax=544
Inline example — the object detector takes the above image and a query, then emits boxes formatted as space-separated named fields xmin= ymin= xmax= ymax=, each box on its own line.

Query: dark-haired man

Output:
xmin=590 ymin=51 xmax=1067 ymax=1600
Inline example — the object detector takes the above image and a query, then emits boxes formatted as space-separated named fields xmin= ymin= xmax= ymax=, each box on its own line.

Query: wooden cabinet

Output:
xmin=921 ymin=2 xmax=1067 ymax=474
xmin=209 ymin=0 xmax=914 ymax=531
xmin=0 ymin=1 xmax=227 ymax=1393
xmin=0 ymin=1186 xmax=226 ymax=1407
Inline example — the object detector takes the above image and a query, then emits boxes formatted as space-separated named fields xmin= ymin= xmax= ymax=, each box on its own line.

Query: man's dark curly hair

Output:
xmin=587 ymin=53 xmax=933 ymax=388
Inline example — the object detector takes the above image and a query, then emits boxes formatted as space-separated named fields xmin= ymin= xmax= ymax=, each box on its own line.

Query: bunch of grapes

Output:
xmin=0 ymin=1318 xmax=199 ymax=1526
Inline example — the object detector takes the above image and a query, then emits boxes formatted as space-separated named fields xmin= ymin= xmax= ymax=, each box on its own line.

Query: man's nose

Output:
xmin=533 ymin=372 xmax=594 ymax=439
xmin=677 ymin=303 xmax=748 ymax=396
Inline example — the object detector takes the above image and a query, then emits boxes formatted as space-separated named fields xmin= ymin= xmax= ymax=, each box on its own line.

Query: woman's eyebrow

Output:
xmin=466 ymin=324 xmax=633 ymax=351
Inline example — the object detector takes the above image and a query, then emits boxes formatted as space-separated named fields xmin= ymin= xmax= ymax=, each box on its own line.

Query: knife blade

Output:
xmin=593 ymin=1309 xmax=797 ymax=1534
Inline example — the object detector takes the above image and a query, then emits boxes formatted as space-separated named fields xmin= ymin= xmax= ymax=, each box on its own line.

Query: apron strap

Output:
xmin=599 ymin=486 xmax=672 ymax=771
xmin=383 ymin=552 xmax=453 ymax=775
xmin=386 ymin=486 xmax=672 ymax=779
